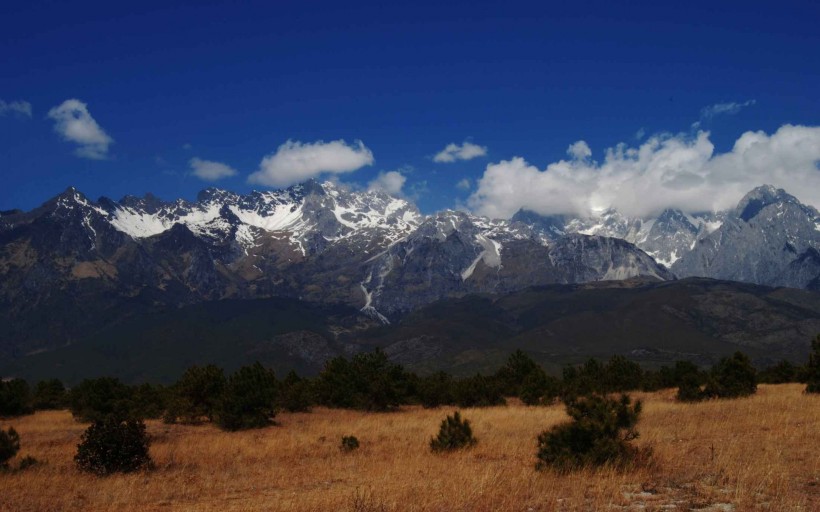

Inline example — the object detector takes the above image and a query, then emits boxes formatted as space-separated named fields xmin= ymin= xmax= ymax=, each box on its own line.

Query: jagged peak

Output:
xmin=735 ymin=184 xmax=800 ymax=222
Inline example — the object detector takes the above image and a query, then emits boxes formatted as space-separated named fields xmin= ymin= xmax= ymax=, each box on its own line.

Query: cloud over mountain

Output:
xmin=47 ymin=99 xmax=114 ymax=160
xmin=248 ymin=139 xmax=374 ymax=187
xmin=368 ymin=170 xmax=407 ymax=195
xmin=189 ymin=157 xmax=238 ymax=181
xmin=468 ymin=124 xmax=820 ymax=219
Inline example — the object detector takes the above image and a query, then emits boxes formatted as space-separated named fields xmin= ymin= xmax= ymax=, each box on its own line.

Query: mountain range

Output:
xmin=2 ymin=181 xmax=819 ymax=378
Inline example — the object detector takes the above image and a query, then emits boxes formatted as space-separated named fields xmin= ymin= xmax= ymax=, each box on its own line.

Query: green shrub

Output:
xmin=0 ymin=379 xmax=33 ymax=417
xmin=495 ymin=350 xmax=542 ymax=395
xmin=416 ymin=371 xmax=456 ymax=408
xmin=215 ymin=363 xmax=278 ymax=431
xmin=131 ymin=383 xmax=167 ymax=420
xmin=806 ymin=334 xmax=820 ymax=394
xmin=68 ymin=377 xmax=136 ymax=422
xmin=315 ymin=350 xmax=411 ymax=411
xmin=453 ymin=374 xmax=505 ymax=408
xmin=17 ymin=455 xmax=40 ymax=470
xmin=32 ymin=379 xmax=67 ymax=410
xmin=430 ymin=411 xmax=477 ymax=452
xmin=340 ymin=435 xmax=360 ymax=452
xmin=536 ymin=394 xmax=643 ymax=473
xmin=676 ymin=373 xmax=704 ymax=402
xmin=758 ymin=360 xmax=800 ymax=384
xmin=278 ymin=371 xmax=314 ymax=413
xmin=703 ymin=352 xmax=757 ymax=399
xmin=75 ymin=418 xmax=151 ymax=475
xmin=520 ymin=371 xmax=561 ymax=406
xmin=602 ymin=356 xmax=644 ymax=392
xmin=164 ymin=365 xmax=226 ymax=424
xmin=0 ymin=427 xmax=21 ymax=467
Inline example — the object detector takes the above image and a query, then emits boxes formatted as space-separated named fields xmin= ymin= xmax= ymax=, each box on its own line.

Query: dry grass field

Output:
xmin=1 ymin=384 xmax=818 ymax=511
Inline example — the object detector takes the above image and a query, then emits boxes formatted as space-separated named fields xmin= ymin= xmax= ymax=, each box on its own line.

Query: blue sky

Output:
xmin=2 ymin=0 xmax=820 ymax=217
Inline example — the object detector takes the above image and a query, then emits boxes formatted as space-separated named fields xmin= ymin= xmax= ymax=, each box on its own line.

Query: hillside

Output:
xmin=3 ymin=277 xmax=819 ymax=384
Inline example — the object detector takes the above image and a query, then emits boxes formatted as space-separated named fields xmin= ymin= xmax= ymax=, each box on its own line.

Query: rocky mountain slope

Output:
xmin=672 ymin=186 xmax=820 ymax=289
xmin=515 ymin=185 xmax=820 ymax=288
xmin=0 ymin=180 xmax=670 ymax=358
xmin=4 ymin=277 xmax=818 ymax=384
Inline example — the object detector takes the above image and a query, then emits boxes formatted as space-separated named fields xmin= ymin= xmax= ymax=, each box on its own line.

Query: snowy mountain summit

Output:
xmin=103 ymin=180 xmax=422 ymax=256
xmin=0 ymin=179 xmax=674 ymax=331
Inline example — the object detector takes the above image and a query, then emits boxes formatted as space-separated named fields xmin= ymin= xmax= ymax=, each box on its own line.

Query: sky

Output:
xmin=2 ymin=0 xmax=820 ymax=218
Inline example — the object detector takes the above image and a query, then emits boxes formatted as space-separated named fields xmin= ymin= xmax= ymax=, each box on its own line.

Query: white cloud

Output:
xmin=700 ymin=99 xmax=756 ymax=120
xmin=47 ymin=99 xmax=113 ymax=160
xmin=189 ymin=157 xmax=238 ymax=181
xmin=468 ymin=125 xmax=820 ymax=219
xmin=635 ymin=127 xmax=646 ymax=140
xmin=0 ymin=99 xmax=32 ymax=118
xmin=567 ymin=140 xmax=592 ymax=160
xmin=693 ymin=99 xmax=757 ymax=129
xmin=368 ymin=170 xmax=407 ymax=196
xmin=433 ymin=141 xmax=488 ymax=163
xmin=456 ymin=178 xmax=472 ymax=191
xmin=248 ymin=139 xmax=374 ymax=187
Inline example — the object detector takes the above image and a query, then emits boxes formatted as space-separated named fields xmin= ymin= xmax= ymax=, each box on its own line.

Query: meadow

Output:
xmin=1 ymin=384 xmax=818 ymax=511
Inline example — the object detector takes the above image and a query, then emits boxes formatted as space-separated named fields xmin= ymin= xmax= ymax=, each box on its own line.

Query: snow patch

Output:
xmin=461 ymin=234 xmax=502 ymax=280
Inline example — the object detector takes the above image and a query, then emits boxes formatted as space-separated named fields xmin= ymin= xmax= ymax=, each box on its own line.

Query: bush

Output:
xmin=536 ymin=394 xmax=643 ymax=473
xmin=69 ymin=377 xmax=136 ymax=422
xmin=75 ymin=418 xmax=151 ymax=475
xmin=131 ymin=383 xmax=167 ymax=420
xmin=278 ymin=371 xmax=314 ymax=413
xmin=453 ymin=374 xmax=506 ymax=408
xmin=759 ymin=360 xmax=800 ymax=384
xmin=215 ymin=363 xmax=278 ymax=431
xmin=676 ymin=373 xmax=704 ymax=402
xmin=560 ymin=359 xmax=605 ymax=400
xmin=703 ymin=352 xmax=757 ymax=399
xmin=0 ymin=379 xmax=33 ymax=417
xmin=315 ymin=350 xmax=411 ymax=411
xmin=416 ymin=371 xmax=456 ymax=408
xmin=806 ymin=334 xmax=820 ymax=394
xmin=520 ymin=371 xmax=561 ymax=406
xmin=32 ymin=379 xmax=67 ymax=410
xmin=164 ymin=365 xmax=226 ymax=424
xmin=0 ymin=427 xmax=21 ymax=467
xmin=340 ymin=435 xmax=360 ymax=452
xmin=17 ymin=455 xmax=39 ymax=470
xmin=430 ymin=411 xmax=477 ymax=452
xmin=495 ymin=350 xmax=542 ymax=395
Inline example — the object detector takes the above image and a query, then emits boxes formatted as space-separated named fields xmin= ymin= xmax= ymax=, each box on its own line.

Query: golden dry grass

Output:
xmin=1 ymin=384 xmax=818 ymax=511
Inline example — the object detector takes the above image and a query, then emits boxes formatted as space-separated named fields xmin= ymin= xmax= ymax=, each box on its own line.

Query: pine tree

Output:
xmin=806 ymin=334 xmax=820 ymax=393
xmin=536 ymin=394 xmax=643 ymax=472
xmin=430 ymin=411 xmax=477 ymax=452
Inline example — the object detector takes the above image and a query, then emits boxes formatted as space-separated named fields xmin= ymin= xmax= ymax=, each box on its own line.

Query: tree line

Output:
xmin=2 ymin=336 xmax=819 ymax=429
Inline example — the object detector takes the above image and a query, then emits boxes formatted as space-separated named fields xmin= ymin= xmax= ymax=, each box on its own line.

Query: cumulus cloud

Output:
xmin=248 ymin=139 xmax=374 ymax=187
xmin=368 ymin=170 xmax=407 ymax=196
xmin=47 ymin=99 xmax=113 ymax=159
xmin=0 ymin=99 xmax=32 ymax=118
xmin=468 ymin=125 xmax=820 ymax=219
xmin=433 ymin=141 xmax=488 ymax=163
xmin=456 ymin=178 xmax=472 ymax=191
xmin=567 ymin=140 xmax=592 ymax=160
xmin=189 ymin=157 xmax=238 ymax=181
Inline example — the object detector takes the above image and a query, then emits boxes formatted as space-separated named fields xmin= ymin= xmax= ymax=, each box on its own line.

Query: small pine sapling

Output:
xmin=430 ymin=411 xmax=477 ymax=452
